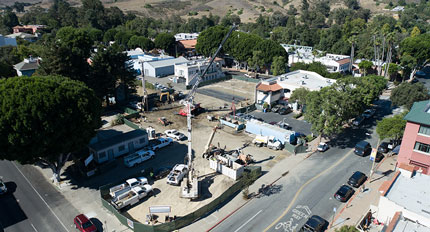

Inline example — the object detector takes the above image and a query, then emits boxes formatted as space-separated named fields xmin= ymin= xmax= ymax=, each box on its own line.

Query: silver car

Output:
xmin=0 ymin=178 xmax=7 ymax=195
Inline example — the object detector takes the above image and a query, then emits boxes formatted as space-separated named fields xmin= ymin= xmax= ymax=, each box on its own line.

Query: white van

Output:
xmin=124 ymin=150 xmax=155 ymax=167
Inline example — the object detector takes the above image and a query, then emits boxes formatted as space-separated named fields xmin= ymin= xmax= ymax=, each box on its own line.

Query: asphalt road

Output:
xmin=211 ymin=98 xmax=392 ymax=232
xmin=0 ymin=161 xmax=77 ymax=232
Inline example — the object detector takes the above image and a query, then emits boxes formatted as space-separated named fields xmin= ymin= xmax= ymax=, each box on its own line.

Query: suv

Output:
xmin=354 ymin=141 xmax=371 ymax=156
xmin=348 ymin=171 xmax=367 ymax=188
xmin=74 ymin=214 xmax=97 ymax=232
xmin=300 ymin=215 xmax=328 ymax=232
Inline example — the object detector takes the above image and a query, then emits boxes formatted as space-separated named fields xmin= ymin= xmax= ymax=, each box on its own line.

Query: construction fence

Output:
xmin=231 ymin=75 xmax=260 ymax=83
xmin=99 ymin=166 xmax=261 ymax=232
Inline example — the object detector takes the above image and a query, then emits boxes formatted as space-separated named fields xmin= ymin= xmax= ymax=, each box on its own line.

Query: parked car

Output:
xmin=279 ymin=107 xmax=292 ymax=115
xmin=124 ymin=150 xmax=155 ymax=168
xmin=109 ymin=177 xmax=148 ymax=198
xmin=74 ymin=214 xmax=97 ymax=232
xmin=0 ymin=178 xmax=7 ymax=195
xmin=299 ymin=215 xmax=328 ymax=232
xmin=348 ymin=171 xmax=367 ymax=188
xmin=317 ymin=142 xmax=329 ymax=152
xmin=128 ymin=101 xmax=142 ymax=110
xmin=352 ymin=116 xmax=365 ymax=126
xmin=277 ymin=121 xmax=292 ymax=130
xmin=334 ymin=185 xmax=355 ymax=202
xmin=271 ymin=106 xmax=281 ymax=113
xmin=111 ymin=185 xmax=153 ymax=210
xmin=362 ymin=109 xmax=376 ymax=119
xmin=375 ymin=152 xmax=384 ymax=163
xmin=153 ymin=166 xmax=173 ymax=180
xmin=354 ymin=141 xmax=372 ymax=156
xmin=150 ymin=138 xmax=173 ymax=151
xmin=167 ymin=164 xmax=189 ymax=185
xmin=378 ymin=142 xmax=389 ymax=153
xmin=164 ymin=129 xmax=185 ymax=141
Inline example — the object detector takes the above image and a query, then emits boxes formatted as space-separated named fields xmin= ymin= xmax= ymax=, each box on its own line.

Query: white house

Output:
xmin=143 ymin=57 xmax=189 ymax=78
xmin=174 ymin=33 xmax=199 ymax=41
xmin=174 ymin=59 xmax=224 ymax=85
xmin=255 ymin=70 xmax=336 ymax=105
xmin=0 ymin=34 xmax=17 ymax=47
xmin=376 ymin=168 xmax=430 ymax=228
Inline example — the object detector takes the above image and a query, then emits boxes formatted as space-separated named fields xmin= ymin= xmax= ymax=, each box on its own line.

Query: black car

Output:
xmin=279 ymin=107 xmax=292 ymax=115
xmin=378 ymin=142 xmax=389 ymax=153
xmin=348 ymin=171 xmax=367 ymax=188
xmin=153 ymin=166 xmax=172 ymax=180
xmin=300 ymin=215 xmax=328 ymax=232
xmin=375 ymin=152 xmax=384 ymax=163
xmin=354 ymin=141 xmax=372 ymax=156
xmin=334 ymin=185 xmax=355 ymax=202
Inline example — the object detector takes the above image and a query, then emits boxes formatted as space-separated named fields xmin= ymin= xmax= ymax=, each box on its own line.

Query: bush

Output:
xmin=305 ymin=134 xmax=315 ymax=142
xmin=144 ymin=3 xmax=152 ymax=8
xmin=242 ymin=188 xmax=250 ymax=199
xmin=111 ymin=114 xmax=125 ymax=126
xmin=293 ymin=112 xmax=303 ymax=119
xmin=188 ymin=11 xmax=198 ymax=16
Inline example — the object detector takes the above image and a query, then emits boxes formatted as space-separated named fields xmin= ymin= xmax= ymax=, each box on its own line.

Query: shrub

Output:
xmin=144 ymin=3 xmax=152 ymax=8
xmin=111 ymin=114 xmax=125 ymax=126
xmin=293 ymin=112 xmax=303 ymax=119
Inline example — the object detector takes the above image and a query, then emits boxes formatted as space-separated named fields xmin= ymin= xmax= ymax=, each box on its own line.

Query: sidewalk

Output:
xmin=328 ymin=155 xmax=397 ymax=231
xmin=182 ymin=151 xmax=311 ymax=232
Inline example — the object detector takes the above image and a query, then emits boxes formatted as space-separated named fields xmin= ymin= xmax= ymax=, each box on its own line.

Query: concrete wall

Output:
xmin=377 ymin=196 xmax=430 ymax=227
xmin=92 ymin=135 xmax=149 ymax=163
xmin=209 ymin=158 xmax=244 ymax=180
xmin=398 ymin=121 xmax=430 ymax=175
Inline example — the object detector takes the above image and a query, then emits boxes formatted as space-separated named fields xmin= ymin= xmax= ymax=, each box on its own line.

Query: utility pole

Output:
xmin=141 ymin=62 xmax=148 ymax=112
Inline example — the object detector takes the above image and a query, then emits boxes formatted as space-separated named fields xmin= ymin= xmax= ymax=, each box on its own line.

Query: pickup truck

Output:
xmin=111 ymin=185 xmax=153 ymax=210
xmin=252 ymin=135 xmax=282 ymax=150
xmin=124 ymin=150 xmax=155 ymax=168
xmin=166 ymin=164 xmax=189 ymax=185
xmin=150 ymin=138 xmax=173 ymax=151
xmin=109 ymin=177 xmax=148 ymax=198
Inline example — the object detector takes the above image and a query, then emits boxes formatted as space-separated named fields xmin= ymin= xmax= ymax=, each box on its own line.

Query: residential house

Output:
xmin=377 ymin=169 xmax=430 ymax=228
xmin=174 ymin=59 xmax=224 ymax=85
xmin=174 ymin=33 xmax=199 ymax=41
xmin=255 ymin=70 xmax=336 ymax=106
xmin=0 ymin=34 xmax=17 ymax=47
xmin=13 ymin=25 xmax=46 ymax=34
xmin=177 ymin=39 xmax=197 ymax=57
xmin=143 ymin=57 xmax=189 ymax=78
xmin=88 ymin=129 xmax=149 ymax=164
xmin=6 ymin=32 xmax=38 ymax=42
xmin=397 ymin=100 xmax=430 ymax=174
xmin=14 ymin=57 xmax=40 ymax=76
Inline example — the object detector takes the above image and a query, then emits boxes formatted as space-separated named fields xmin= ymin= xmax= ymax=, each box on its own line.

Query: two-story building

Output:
xmin=397 ymin=100 xmax=430 ymax=174
xmin=174 ymin=59 xmax=224 ymax=86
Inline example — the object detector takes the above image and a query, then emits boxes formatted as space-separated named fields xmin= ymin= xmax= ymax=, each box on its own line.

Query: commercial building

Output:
xmin=0 ymin=34 xmax=17 ymax=47
xmin=14 ymin=57 xmax=40 ymax=76
xmin=143 ymin=57 xmax=189 ymax=78
xmin=88 ymin=129 xmax=149 ymax=164
xmin=377 ymin=169 xmax=430 ymax=228
xmin=255 ymin=70 xmax=336 ymax=105
xmin=131 ymin=52 xmax=174 ymax=74
xmin=384 ymin=211 xmax=430 ymax=232
xmin=174 ymin=33 xmax=199 ymax=41
xmin=397 ymin=100 xmax=430 ymax=174
xmin=174 ymin=59 xmax=224 ymax=85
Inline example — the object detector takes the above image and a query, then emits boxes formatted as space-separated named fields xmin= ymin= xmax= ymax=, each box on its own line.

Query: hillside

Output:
xmin=3 ymin=0 xmax=389 ymax=23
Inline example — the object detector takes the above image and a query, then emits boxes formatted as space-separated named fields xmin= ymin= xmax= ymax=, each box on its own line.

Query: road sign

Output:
xmin=370 ymin=148 xmax=377 ymax=161
xmin=333 ymin=207 xmax=337 ymax=212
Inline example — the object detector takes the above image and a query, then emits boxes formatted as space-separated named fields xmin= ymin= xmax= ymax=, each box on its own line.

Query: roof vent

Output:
xmin=301 ymin=81 xmax=305 ymax=85
xmin=303 ymin=75 xmax=308 ymax=79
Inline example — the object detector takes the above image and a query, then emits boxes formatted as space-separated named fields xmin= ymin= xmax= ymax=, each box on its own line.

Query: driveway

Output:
xmin=248 ymin=111 xmax=313 ymax=135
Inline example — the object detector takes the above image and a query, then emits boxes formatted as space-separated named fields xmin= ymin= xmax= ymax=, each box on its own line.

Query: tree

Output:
xmin=358 ymin=60 xmax=373 ymax=76
xmin=400 ymin=34 xmax=430 ymax=70
xmin=376 ymin=113 xmax=407 ymax=141
xmin=289 ymin=87 xmax=310 ymax=108
xmin=127 ymin=35 xmax=154 ymax=51
xmin=247 ymin=50 xmax=264 ymax=74
xmin=391 ymin=82 xmax=430 ymax=109
xmin=271 ymin=56 xmax=287 ymax=76
xmin=196 ymin=25 xmax=228 ymax=57
xmin=154 ymin=33 xmax=176 ymax=55
xmin=344 ymin=0 xmax=360 ymax=10
xmin=254 ymin=39 xmax=288 ymax=72
xmin=410 ymin=26 xmax=421 ymax=37
xmin=335 ymin=225 xmax=359 ymax=232
xmin=0 ymin=76 xmax=102 ymax=183
xmin=1 ymin=11 xmax=19 ymax=32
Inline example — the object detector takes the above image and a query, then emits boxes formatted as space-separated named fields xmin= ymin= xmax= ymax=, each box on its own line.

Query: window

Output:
xmin=139 ymin=138 xmax=146 ymax=144
xmin=414 ymin=142 xmax=430 ymax=154
xmin=418 ymin=126 xmax=430 ymax=136
xmin=98 ymin=152 xmax=106 ymax=159
xmin=119 ymin=145 xmax=125 ymax=151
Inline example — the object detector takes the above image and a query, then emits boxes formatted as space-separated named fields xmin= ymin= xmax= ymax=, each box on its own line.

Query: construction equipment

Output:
xmin=180 ymin=24 xmax=237 ymax=199
xmin=160 ymin=92 xmax=170 ymax=103
xmin=202 ymin=125 xmax=220 ymax=159
xmin=158 ymin=117 xmax=170 ymax=126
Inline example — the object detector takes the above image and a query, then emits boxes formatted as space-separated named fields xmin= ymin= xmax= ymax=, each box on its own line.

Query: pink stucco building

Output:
xmin=397 ymin=100 xmax=430 ymax=175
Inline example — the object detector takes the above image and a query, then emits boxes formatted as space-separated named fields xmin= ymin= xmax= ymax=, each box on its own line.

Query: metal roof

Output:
xmin=88 ymin=129 xmax=147 ymax=151
xmin=403 ymin=100 xmax=430 ymax=126
xmin=147 ymin=57 xmax=189 ymax=69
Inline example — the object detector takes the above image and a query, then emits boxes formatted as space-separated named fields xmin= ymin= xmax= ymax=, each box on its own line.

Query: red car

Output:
xmin=74 ymin=214 xmax=97 ymax=232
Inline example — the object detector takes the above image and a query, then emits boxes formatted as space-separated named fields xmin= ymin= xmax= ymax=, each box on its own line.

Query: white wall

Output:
xmin=209 ymin=158 xmax=244 ymax=180
xmin=377 ymin=196 xmax=430 ymax=227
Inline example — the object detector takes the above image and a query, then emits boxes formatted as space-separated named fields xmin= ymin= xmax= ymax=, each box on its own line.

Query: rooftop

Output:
xmin=272 ymin=70 xmax=336 ymax=91
xmin=89 ymin=129 xmax=147 ymax=151
xmin=403 ymin=100 xmax=430 ymax=126
xmin=256 ymin=83 xmax=283 ymax=92
xmin=386 ymin=173 xmax=430 ymax=218
xmin=178 ymin=39 xmax=197 ymax=49
xmin=147 ymin=57 xmax=189 ymax=68
xmin=6 ymin=32 xmax=37 ymax=39
xmin=392 ymin=216 xmax=430 ymax=232
xmin=14 ymin=58 xmax=39 ymax=71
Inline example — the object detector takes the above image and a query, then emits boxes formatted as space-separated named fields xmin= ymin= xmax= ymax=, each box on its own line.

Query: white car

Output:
xmin=150 ymin=138 xmax=173 ymax=151
xmin=164 ymin=129 xmax=185 ymax=140
xmin=124 ymin=150 xmax=155 ymax=167
xmin=167 ymin=164 xmax=189 ymax=185
xmin=317 ymin=142 xmax=329 ymax=152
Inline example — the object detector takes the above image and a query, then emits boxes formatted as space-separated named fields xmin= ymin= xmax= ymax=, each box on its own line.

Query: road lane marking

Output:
xmin=263 ymin=149 xmax=353 ymax=232
xmin=234 ymin=210 xmax=262 ymax=232
xmin=12 ymin=162 xmax=70 ymax=232
xmin=31 ymin=223 xmax=39 ymax=232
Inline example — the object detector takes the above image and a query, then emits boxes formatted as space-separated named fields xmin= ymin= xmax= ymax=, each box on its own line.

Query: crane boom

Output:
xmin=181 ymin=24 xmax=237 ymax=199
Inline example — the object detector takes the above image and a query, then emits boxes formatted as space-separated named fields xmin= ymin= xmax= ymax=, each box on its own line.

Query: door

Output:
xmin=108 ymin=149 xmax=114 ymax=160
xmin=128 ymin=142 xmax=135 ymax=153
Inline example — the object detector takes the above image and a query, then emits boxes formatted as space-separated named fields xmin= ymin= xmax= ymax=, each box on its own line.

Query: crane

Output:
xmin=180 ymin=24 xmax=237 ymax=199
